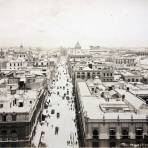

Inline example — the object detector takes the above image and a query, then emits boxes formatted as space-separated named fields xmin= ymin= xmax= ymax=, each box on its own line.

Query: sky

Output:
xmin=0 ymin=0 xmax=148 ymax=48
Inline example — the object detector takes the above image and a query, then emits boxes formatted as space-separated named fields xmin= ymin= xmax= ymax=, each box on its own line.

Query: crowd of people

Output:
xmin=38 ymin=57 xmax=78 ymax=148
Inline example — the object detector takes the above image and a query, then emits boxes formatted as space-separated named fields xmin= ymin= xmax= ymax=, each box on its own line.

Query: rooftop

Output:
xmin=76 ymin=81 xmax=148 ymax=120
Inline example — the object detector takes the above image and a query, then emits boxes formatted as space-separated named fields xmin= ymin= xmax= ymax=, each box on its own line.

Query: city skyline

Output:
xmin=0 ymin=0 xmax=148 ymax=48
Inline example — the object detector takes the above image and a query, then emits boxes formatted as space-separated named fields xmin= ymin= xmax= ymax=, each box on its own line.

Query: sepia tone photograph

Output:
xmin=0 ymin=0 xmax=148 ymax=147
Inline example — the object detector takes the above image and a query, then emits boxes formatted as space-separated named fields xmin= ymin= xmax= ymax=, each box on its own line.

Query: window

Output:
xmin=12 ymin=114 xmax=16 ymax=121
xmin=81 ymin=75 xmax=85 ymax=79
xmin=0 ymin=104 xmax=3 ymax=108
xmin=121 ymin=128 xmax=129 ymax=139
xmin=87 ymin=72 xmax=90 ymax=78
xmin=10 ymin=63 xmax=11 ymax=66
xmin=18 ymin=102 xmax=23 ymax=107
xmin=77 ymin=75 xmax=80 ymax=78
xmin=136 ymin=128 xmax=143 ymax=140
xmin=2 ymin=115 xmax=6 ymax=121
xmin=92 ymin=88 xmax=94 ymax=91
xmin=92 ymin=129 xmax=99 ymax=147
xmin=109 ymin=128 xmax=116 ymax=139
xmin=93 ymin=129 xmax=99 ymax=139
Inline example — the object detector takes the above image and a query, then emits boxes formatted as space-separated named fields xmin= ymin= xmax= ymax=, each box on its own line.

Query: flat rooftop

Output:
xmin=77 ymin=81 xmax=148 ymax=120
xmin=0 ymin=87 xmax=43 ymax=114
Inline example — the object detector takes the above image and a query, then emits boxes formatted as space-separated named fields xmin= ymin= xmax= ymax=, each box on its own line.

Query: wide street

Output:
xmin=32 ymin=56 xmax=78 ymax=148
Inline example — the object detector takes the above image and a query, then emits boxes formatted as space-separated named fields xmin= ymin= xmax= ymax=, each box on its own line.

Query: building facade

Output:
xmin=75 ymin=79 xmax=148 ymax=147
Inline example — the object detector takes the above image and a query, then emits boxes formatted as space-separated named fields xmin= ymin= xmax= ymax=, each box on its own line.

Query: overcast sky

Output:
xmin=0 ymin=0 xmax=148 ymax=48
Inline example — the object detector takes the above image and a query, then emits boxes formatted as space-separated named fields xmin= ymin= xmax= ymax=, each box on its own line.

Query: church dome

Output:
xmin=75 ymin=41 xmax=81 ymax=49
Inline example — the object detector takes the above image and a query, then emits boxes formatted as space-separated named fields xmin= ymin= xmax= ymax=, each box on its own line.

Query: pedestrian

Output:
xmin=68 ymin=141 xmax=70 ymax=145
xmin=76 ymin=141 xmax=77 ymax=145
xmin=57 ymin=127 xmax=59 ymax=134
xmin=55 ymin=127 xmax=57 ymax=135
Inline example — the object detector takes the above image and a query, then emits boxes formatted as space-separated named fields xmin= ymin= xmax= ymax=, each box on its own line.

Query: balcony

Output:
xmin=0 ymin=137 xmax=18 ymax=142
xmin=135 ymin=135 xmax=143 ymax=140
xmin=0 ymin=136 xmax=29 ymax=142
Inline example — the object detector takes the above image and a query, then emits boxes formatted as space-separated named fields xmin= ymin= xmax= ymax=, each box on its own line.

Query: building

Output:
xmin=75 ymin=78 xmax=148 ymax=147
xmin=106 ymin=56 xmax=137 ymax=67
xmin=120 ymin=70 xmax=142 ymax=83
xmin=67 ymin=56 xmax=114 ymax=88
xmin=0 ymin=72 xmax=47 ymax=147
xmin=33 ymin=59 xmax=49 ymax=68
xmin=6 ymin=58 xmax=28 ymax=70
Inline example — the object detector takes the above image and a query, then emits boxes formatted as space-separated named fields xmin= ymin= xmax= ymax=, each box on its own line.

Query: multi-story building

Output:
xmin=33 ymin=59 xmax=49 ymax=68
xmin=68 ymin=57 xmax=114 ymax=88
xmin=106 ymin=56 xmax=137 ymax=67
xmin=6 ymin=58 xmax=28 ymax=70
xmin=75 ymin=78 xmax=148 ymax=147
xmin=120 ymin=70 xmax=142 ymax=83
xmin=0 ymin=73 xmax=47 ymax=147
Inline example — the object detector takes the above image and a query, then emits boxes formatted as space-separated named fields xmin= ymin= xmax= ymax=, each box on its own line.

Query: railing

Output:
xmin=0 ymin=137 xmax=18 ymax=142
xmin=0 ymin=136 xmax=29 ymax=142
xmin=135 ymin=135 xmax=143 ymax=139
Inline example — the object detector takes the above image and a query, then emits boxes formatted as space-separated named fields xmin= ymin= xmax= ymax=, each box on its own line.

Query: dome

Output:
xmin=94 ymin=76 xmax=102 ymax=85
xmin=75 ymin=41 xmax=81 ymax=49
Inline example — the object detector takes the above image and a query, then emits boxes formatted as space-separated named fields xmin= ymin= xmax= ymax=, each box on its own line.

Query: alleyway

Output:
xmin=32 ymin=56 xmax=78 ymax=148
